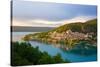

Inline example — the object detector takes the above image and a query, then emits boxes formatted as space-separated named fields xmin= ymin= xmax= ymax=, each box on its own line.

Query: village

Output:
xmin=47 ymin=30 xmax=92 ymax=43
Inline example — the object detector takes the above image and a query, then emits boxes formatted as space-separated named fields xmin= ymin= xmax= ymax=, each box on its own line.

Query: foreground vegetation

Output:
xmin=11 ymin=42 xmax=70 ymax=66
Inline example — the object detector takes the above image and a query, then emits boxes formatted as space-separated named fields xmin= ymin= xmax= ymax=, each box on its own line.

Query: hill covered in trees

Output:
xmin=51 ymin=19 xmax=97 ymax=33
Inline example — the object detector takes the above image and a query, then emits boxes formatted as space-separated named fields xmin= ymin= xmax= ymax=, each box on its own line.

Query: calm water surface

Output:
xmin=12 ymin=32 xmax=37 ymax=41
xmin=12 ymin=32 xmax=97 ymax=62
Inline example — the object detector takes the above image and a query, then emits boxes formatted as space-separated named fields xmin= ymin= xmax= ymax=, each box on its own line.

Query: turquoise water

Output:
xmin=12 ymin=32 xmax=97 ymax=62
xmin=29 ymin=41 xmax=97 ymax=62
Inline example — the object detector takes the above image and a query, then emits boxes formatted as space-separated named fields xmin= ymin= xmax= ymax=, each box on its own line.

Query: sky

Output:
xmin=12 ymin=0 xmax=97 ymax=27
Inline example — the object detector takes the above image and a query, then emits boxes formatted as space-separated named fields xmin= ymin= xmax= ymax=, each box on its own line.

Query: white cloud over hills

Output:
xmin=12 ymin=15 xmax=96 ymax=27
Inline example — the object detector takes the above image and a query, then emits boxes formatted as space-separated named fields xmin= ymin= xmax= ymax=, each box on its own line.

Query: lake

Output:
xmin=12 ymin=32 xmax=97 ymax=62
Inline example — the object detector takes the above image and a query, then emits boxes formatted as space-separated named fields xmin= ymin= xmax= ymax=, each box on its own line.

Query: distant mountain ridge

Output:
xmin=12 ymin=26 xmax=56 ymax=32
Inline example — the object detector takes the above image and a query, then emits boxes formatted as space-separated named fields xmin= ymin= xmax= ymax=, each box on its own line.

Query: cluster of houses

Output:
xmin=47 ymin=30 xmax=92 ymax=43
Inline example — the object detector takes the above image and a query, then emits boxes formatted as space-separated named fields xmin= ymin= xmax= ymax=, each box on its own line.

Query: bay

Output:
xmin=12 ymin=32 xmax=97 ymax=62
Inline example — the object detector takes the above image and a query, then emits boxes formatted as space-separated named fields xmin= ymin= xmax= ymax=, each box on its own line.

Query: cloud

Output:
xmin=12 ymin=15 xmax=96 ymax=27
xmin=29 ymin=19 xmax=58 ymax=25
xmin=12 ymin=19 xmax=60 ymax=27
xmin=12 ymin=19 xmax=32 ymax=26
xmin=62 ymin=15 xmax=97 ymax=24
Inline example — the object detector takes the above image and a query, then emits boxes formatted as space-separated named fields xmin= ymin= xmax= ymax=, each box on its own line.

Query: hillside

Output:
xmin=51 ymin=19 xmax=97 ymax=33
xmin=23 ymin=19 xmax=97 ymax=50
